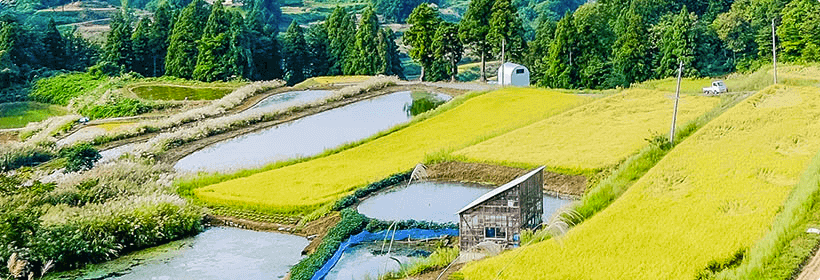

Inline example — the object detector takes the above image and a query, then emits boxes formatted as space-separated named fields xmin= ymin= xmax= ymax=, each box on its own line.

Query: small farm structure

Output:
xmin=457 ymin=166 xmax=544 ymax=250
xmin=497 ymin=62 xmax=530 ymax=86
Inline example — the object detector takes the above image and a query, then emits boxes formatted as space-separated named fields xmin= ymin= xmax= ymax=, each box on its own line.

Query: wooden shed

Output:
xmin=457 ymin=166 xmax=544 ymax=250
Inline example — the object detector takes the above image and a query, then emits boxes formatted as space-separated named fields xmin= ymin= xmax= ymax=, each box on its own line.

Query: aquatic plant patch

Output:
xmin=192 ymin=88 xmax=591 ymax=214
xmin=461 ymin=85 xmax=820 ymax=279
xmin=455 ymin=88 xmax=719 ymax=172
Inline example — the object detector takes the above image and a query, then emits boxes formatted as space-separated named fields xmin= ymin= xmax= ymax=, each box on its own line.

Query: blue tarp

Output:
xmin=311 ymin=228 xmax=459 ymax=280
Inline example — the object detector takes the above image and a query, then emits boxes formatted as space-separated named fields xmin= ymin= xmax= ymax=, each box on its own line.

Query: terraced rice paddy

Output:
xmin=193 ymin=88 xmax=592 ymax=213
xmin=461 ymin=85 xmax=820 ymax=279
xmin=0 ymin=102 xmax=68 ymax=129
xmin=455 ymin=89 xmax=720 ymax=172
xmin=131 ymin=85 xmax=235 ymax=100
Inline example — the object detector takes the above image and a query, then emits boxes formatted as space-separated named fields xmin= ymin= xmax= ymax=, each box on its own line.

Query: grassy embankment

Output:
xmin=453 ymin=88 xmax=720 ymax=174
xmin=130 ymin=85 xmax=234 ymax=101
xmin=183 ymin=88 xmax=593 ymax=215
xmin=460 ymin=84 xmax=820 ymax=279
xmin=0 ymin=102 xmax=68 ymax=129
xmin=292 ymin=75 xmax=373 ymax=89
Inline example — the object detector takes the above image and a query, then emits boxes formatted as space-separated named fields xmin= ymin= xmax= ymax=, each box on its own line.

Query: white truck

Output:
xmin=702 ymin=80 xmax=728 ymax=95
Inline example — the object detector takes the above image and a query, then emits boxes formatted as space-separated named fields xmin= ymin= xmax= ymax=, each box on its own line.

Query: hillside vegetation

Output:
xmin=190 ymin=88 xmax=592 ymax=214
xmin=461 ymin=84 xmax=820 ymax=279
xmin=455 ymin=88 xmax=720 ymax=172
xmin=0 ymin=102 xmax=68 ymax=129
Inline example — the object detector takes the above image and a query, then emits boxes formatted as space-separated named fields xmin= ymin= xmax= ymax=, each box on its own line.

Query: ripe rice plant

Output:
xmin=460 ymin=85 xmax=820 ymax=279
xmin=455 ymin=88 xmax=719 ymax=172
xmin=191 ymin=88 xmax=591 ymax=214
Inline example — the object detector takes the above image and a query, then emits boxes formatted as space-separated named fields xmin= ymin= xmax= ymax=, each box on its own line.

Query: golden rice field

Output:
xmin=294 ymin=75 xmax=373 ymax=89
xmin=194 ymin=88 xmax=592 ymax=213
xmin=461 ymin=85 xmax=820 ymax=279
xmin=454 ymin=89 xmax=720 ymax=172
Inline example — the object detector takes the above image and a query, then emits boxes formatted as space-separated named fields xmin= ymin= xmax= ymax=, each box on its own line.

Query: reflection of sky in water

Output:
xmin=77 ymin=227 xmax=308 ymax=280
xmin=98 ymin=143 xmax=137 ymax=164
xmin=358 ymin=181 xmax=572 ymax=223
xmin=175 ymin=91 xmax=450 ymax=173
xmin=247 ymin=90 xmax=337 ymax=114
xmin=325 ymin=243 xmax=423 ymax=280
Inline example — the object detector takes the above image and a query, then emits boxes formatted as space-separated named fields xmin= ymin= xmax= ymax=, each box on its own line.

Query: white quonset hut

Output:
xmin=497 ymin=62 xmax=530 ymax=86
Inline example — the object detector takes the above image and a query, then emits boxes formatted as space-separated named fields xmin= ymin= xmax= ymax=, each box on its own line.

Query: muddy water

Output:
xmin=59 ymin=227 xmax=308 ymax=280
xmin=357 ymin=181 xmax=572 ymax=223
xmin=325 ymin=242 xmax=428 ymax=280
xmin=174 ymin=91 xmax=451 ymax=173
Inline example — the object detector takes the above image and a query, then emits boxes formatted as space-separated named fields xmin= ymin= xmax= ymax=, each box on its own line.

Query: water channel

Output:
xmin=174 ymin=91 xmax=450 ymax=173
xmin=53 ymin=227 xmax=308 ymax=280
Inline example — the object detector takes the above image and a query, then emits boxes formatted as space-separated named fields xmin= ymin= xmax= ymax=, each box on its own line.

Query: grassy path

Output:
xmin=461 ymin=85 xmax=820 ymax=279
xmin=192 ymin=88 xmax=592 ymax=214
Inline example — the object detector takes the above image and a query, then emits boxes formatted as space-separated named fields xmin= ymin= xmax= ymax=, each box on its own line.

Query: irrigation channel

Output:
xmin=174 ymin=90 xmax=452 ymax=173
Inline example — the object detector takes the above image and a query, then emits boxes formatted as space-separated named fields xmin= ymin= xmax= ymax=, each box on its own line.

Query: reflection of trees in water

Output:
xmin=404 ymin=94 xmax=445 ymax=117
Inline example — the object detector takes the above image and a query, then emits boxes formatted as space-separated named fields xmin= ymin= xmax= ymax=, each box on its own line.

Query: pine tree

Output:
xmin=282 ymin=21 xmax=307 ymax=85
xmin=348 ymin=7 xmax=381 ymax=75
xmin=405 ymin=3 xmax=441 ymax=81
xmin=165 ymin=0 xmax=209 ymax=78
xmin=306 ymin=24 xmax=330 ymax=78
xmin=432 ymin=21 xmax=462 ymax=82
xmin=459 ymin=0 xmax=492 ymax=81
xmin=149 ymin=2 xmax=173 ymax=77
xmin=42 ymin=19 xmax=65 ymax=70
xmin=131 ymin=17 xmax=153 ymax=77
xmin=544 ymin=11 xmax=576 ymax=88
xmin=193 ymin=0 xmax=232 ymax=81
xmin=488 ymin=0 xmax=526 ymax=61
xmin=103 ymin=9 xmax=134 ymax=74
xmin=325 ymin=7 xmax=355 ymax=75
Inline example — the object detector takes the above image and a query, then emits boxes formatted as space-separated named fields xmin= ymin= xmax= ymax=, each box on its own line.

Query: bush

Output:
xmin=30 ymin=73 xmax=105 ymax=106
xmin=289 ymin=209 xmax=367 ymax=280
xmin=333 ymin=171 xmax=412 ymax=211
xmin=0 ymin=143 xmax=55 ymax=172
xmin=59 ymin=143 xmax=101 ymax=173
xmin=365 ymin=219 xmax=457 ymax=232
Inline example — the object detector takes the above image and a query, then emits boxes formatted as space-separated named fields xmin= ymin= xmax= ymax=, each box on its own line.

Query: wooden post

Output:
xmin=670 ymin=61 xmax=683 ymax=146
xmin=772 ymin=18 xmax=778 ymax=85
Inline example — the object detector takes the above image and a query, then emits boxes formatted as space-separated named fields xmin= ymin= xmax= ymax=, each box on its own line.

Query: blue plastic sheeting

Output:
xmin=312 ymin=228 xmax=459 ymax=280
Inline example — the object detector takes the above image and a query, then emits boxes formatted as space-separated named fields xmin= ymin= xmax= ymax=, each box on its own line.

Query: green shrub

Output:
xmin=0 ymin=143 xmax=55 ymax=172
xmin=59 ymin=143 xmax=101 ymax=173
xmin=78 ymin=96 xmax=153 ymax=119
xmin=289 ymin=209 xmax=367 ymax=280
xmin=333 ymin=171 xmax=412 ymax=211
xmin=30 ymin=73 xmax=105 ymax=106
xmin=365 ymin=219 xmax=457 ymax=232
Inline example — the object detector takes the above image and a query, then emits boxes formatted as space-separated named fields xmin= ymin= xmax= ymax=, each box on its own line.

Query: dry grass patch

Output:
xmin=461 ymin=85 xmax=820 ymax=279
xmin=455 ymin=89 xmax=720 ymax=172
xmin=192 ymin=88 xmax=591 ymax=213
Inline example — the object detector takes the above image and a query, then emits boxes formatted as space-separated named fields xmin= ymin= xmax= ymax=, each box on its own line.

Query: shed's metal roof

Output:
xmin=456 ymin=166 xmax=545 ymax=214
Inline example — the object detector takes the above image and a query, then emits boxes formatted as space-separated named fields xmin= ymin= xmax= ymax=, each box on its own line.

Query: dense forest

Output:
xmin=2 ymin=0 xmax=820 ymax=102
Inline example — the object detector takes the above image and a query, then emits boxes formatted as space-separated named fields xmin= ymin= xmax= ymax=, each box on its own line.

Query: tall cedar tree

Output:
xmin=654 ymin=6 xmax=699 ymax=78
xmin=573 ymin=2 xmax=615 ymax=89
xmin=348 ymin=7 xmax=381 ymax=75
xmin=165 ymin=0 xmax=209 ymax=78
xmin=325 ymin=7 xmax=355 ymax=75
xmin=306 ymin=24 xmax=330 ymax=77
xmin=193 ymin=0 xmax=232 ymax=81
xmin=459 ymin=0 xmax=493 ymax=81
xmin=611 ymin=7 xmax=651 ymax=87
xmin=528 ymin=17 xmax=556 ymax=86
xmin=246 ymin=0 xmax=281 ymax=80
xmin=131 ymin=17 xmax=153 ymax=77
xmin=432 ymin=21 xmax=463 ymax=82
xmin=405 ymin=3 xmax=441 ymax=81
xmin=148 ymin=3 xmax=174 ymax=77
xmin=227 ymin=11 xmax=251 ymax=79
xmin=282 ymin=21 xmax=307 ymax=85
xmin=377 ymin=27 xmax=404 ymax=78
xmin=0 ymin=22 xmax=18 ymax=89
xmin=103 ymin=9 xmax=134 ymax=74
xmin=488 ymin=0 xmax=526 ymax=62
xmin=544 ymin=11 xmax=576 ymax=88
xmin=42 ymin=19 xmax=65 ymax=70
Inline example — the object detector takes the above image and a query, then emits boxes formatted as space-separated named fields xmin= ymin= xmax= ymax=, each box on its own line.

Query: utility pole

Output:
xmin=670 ymin=61 xmax=683 ymax=146
xmin=772 ymin=18 xmax=778 ymax=85
xmin=500 ymin=38 xmax=505 ymax=86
